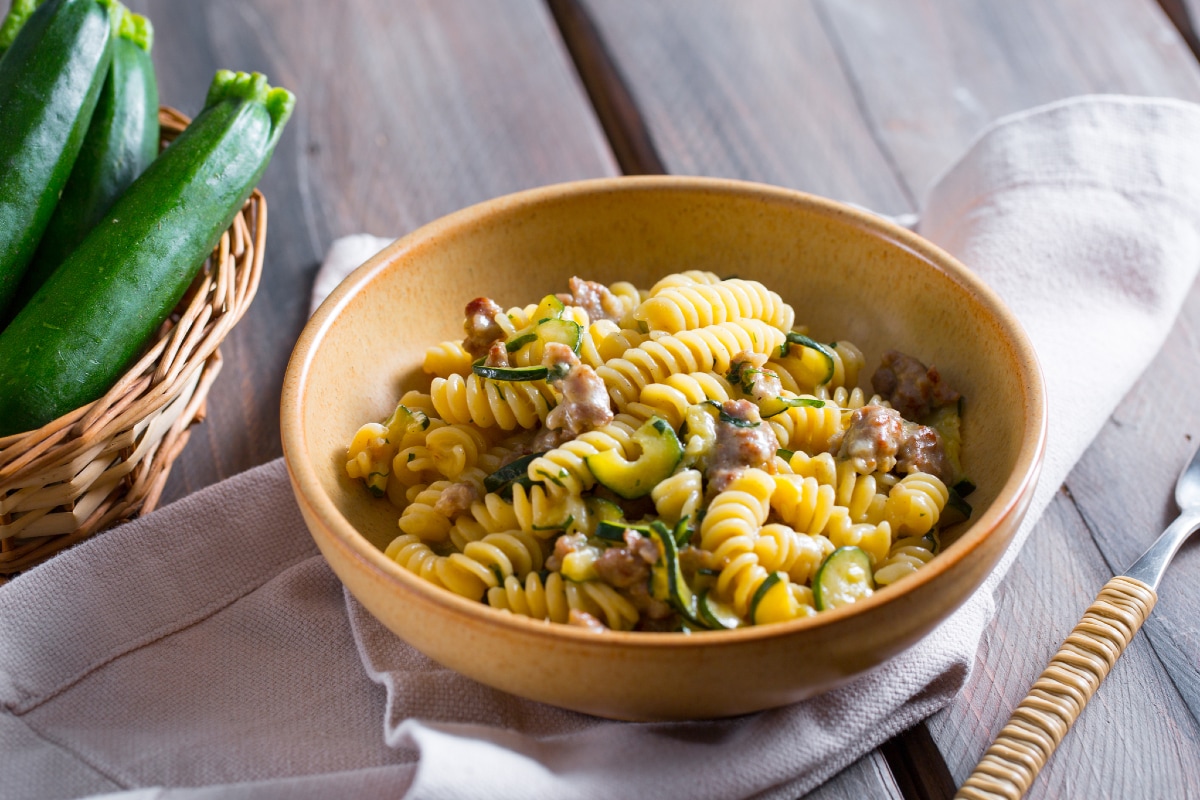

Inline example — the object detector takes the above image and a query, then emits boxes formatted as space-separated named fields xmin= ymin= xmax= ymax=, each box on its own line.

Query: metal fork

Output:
xmin=957 ymin=441 xmax=1200 ymax=800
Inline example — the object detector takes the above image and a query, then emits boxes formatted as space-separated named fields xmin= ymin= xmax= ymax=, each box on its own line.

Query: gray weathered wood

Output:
xmin=577 ymin=0 xmax=1200 ymax=796
xmin=121 ymin=0 xmax=618 ymax=503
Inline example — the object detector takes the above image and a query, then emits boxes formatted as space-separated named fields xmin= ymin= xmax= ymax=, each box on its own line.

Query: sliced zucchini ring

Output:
xmin=778 ymin=332 xmax=836 ymax=386
xmin=645 ymin=520 xmax=702 ymax=627
xmin=813 ymin=546 xmax=875 ymax=611
xmin=698 ymin=589 xmax=741 ymax=630
xmin=472 ymin=363 xmax=549 ymax=382
xmin=758 ymin=395 xmax=825 ymax=419
xmin=750 ymin=571 xmax=801 ymax=624
xmin=585 ymin=417 xmax=683 ymax=499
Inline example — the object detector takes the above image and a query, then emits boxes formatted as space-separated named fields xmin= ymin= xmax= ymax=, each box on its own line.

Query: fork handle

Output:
xmin=955 ymin=575 xmax=1157 ymax=800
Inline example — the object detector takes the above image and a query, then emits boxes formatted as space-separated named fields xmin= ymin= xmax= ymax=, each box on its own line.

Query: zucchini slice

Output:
xmin=594 ymin=519 xmax=649 ymax=543
xmin=532 ymin=293 xmax=565 ymax=322
xmin=813 ymin=546 xmax=875 ymax=611
xmin=758 ymin=395 xmax=825 ymax=419
xmin=585 ymin=417 xmax=683 ymax=499
xmin=941 ymin=485 xmax=974 ymax=527
xmin=504 ymin=331 xmax=538 ymax=353
xmin=536 ymin=318 xmax=582 ymax=354
xmin=698 ymin=589 xmax=741 ymax=630
xmin=646 ymin=520 xmax=702 ymax=626
xmin=749 ymin=571 xmax=803 ymax=625
xmin=925 ymin=399 xmax=965 ymax=482
xmin=472 ymin=362 xmax=549 ymax=382
xmin=778 ymin=333 xmax=836 ymax=386
xmin=482 ymin=451 xmax=545 ymax=494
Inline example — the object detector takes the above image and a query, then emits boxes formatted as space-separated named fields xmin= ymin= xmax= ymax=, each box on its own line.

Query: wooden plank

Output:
xmin=575 ymin=0 xmax=913 ymax=214
xmin=804 ymin=752 xmax=902 ymax=800
xmin=577 ymin=0 xmax=1200 ymax=796
xmin=120 ymin=0 xmax=618 ymax=503
xmin=817 ymin=0 xmax=1200 ymax=198
xmin=816 ymin=2 xmax=1200 ymax=794
xmin=928 ymin=492 xmax=1200 ymax=797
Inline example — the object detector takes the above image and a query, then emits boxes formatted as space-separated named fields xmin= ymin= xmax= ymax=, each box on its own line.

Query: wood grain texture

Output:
xmin=817 ymin=0 xmax=1200 ymax=200
xmin=804 ymin=752 xmax=902 ymax=800
xmin=1066 ymin=280 xmax=1200 ymax=731
xmin=577 ymin=0 xmax=1200 ymax=797
xmin=929 ymin=495 xmax=1200 ymax=798
xmin=121 ymin=0 xmax=618 ymax=503
xmin=577 ymin=0 xmax=914 ymax=214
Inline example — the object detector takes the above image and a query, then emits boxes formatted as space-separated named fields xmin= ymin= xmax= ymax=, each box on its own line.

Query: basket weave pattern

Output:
xmin=0 ymin=107 xmax=266 ymax=576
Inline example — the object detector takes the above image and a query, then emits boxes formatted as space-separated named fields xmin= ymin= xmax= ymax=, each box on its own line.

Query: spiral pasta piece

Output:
xmin=487 ymin=572 xmax=638 ymax=630
xmin=430 ymin=373 xmax=555 ymax=430
xmin=884 ymin=472 xmax=949 ymax=536
xmin=648 ymin=270 xmax=722 ymax=296
xmin=462 ymin=491 xmax=523 ymax=535
xmin=826 ymin=509 xmax=891 ymax=565
xmin=627 ymin=372 xmax=733 ymax=429
xmin=448 ymin=529 xmax=546 ymax=588
xmin=578 ymin=320 xmax=648 ymax=368
xmin=384 ymin=533 xmax=489 ymax=600
xmin=770 ymin=475 xmax=837 ymax=535
xmin=785 ymin=450 xmax=838 ymax=487
xmin=651 ymin=469 xmax=703 ymax=524
xmin=597 ymin=319 xmax=786 ymax=407
xmin=634 ymin=279 xmax=795 ymax=334
xmin=699 ymin=468 xmax=775 ymax=616
xmin=768 ymin=397 xmax=844 ymax=453
xmin=753 ymin=522 xmax=834 ymax=585
xmin=510 ymin=482 xmax=585 ymax=535
xmin=424 ymin=423 xmax=491 ymax=479
xmin=423 ymin=340 xmax=474 ymax=378
xmin=873 ymin=535 xmax=937 ymax=586
xmin=398 ymin=481 xmax=457 ymax=542
xmin=834 ymin=460 xmax=890 ymax=524
xmin=525 ymin=416 xmax=639 ymax=497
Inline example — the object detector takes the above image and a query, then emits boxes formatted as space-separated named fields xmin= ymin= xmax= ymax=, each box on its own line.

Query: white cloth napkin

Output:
xmin=4 ymin=95 xmax=1200 ymax=800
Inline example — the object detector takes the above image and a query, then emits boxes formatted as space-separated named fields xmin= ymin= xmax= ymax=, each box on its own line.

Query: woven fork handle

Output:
xmin=955 ymin=575 xmax=1157 ymax=800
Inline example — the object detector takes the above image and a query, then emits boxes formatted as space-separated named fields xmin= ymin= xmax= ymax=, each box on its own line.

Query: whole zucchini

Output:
xmin=0 ymin=0 xmax=116 ymax=316
xmin=13 ymin=9 xmax=158 ymax=306
xmin=0 ymin=0 xmax=37 ymax=57
xmin=0 ymin=70 xmax=295 ymax=436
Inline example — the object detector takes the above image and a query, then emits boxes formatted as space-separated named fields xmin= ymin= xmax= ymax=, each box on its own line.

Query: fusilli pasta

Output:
xmin=349 ymin=271 xmax=968 ymax=631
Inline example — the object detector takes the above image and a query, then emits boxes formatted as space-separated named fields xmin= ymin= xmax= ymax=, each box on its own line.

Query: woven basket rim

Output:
xmin=0 ymin=105 xmax=267 ymax=574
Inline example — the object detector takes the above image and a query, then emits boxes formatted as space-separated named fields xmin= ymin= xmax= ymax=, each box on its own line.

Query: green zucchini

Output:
xmin=0 ymin=0 xmax=117 ymax=316
xmin=698 ymin=589 xmax=741 ymax=630
xmin=532 ymin=293 xmax=565 ymax=322
xmin=750 ymin=571 xmax=800 ymax=624
xmin=482 ymin=451 xmax=544 ymax=494
xmin=645 ymin=520 xmax=703 ymax=627
xmin=584 ymin=496 xmax=624 ymax=528
xmin=778 ymin=332 xmax=835 ymax=386
xmin=595 ymin=519 xmax=653 ymax=543
xmin=585 ymin=417 xmax=683 ymax=499
xmin=0 ymin=0 xmax=37 ymax=56
xmin=536 ymin=318 xmax=582 ymax=353
xmin=504 ymin=331 xmax=538 ymax=352
xmin=0 ymin=70 xmax=295 ymax=436
xmin=472 ymin=363 xmax=549 ymax=382
xmin=14 ymin=9 xmax=158 ymax=306
xmin=758 ymin=395 xmax=825 ymax=419
xmin=813 ymin=546 xmax=875 ymax=611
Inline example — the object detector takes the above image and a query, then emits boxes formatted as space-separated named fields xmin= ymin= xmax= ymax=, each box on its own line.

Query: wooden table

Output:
xmin=126 ymin=1 xmax=1200 ymax=796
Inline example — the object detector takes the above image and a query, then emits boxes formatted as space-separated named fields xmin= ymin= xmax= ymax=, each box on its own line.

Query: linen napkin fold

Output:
xmin=3 ymin=94 xmax=1200 ymax=800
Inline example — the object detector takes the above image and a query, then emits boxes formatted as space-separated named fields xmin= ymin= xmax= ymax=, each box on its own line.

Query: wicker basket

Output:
xmin=0 ymin=107 xmax=266 ymax=577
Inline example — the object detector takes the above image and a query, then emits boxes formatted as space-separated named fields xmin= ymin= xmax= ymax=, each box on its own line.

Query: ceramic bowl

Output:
xmin=280 ymin=176 xmax=1046 ymax=721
